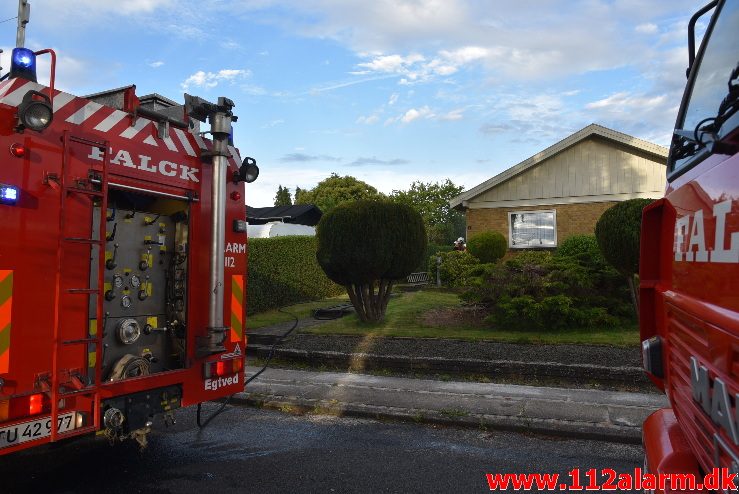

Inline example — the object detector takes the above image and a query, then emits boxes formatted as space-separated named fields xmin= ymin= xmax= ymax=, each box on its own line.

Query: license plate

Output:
xmin=0 ymin=412 xmax=78 ymax=449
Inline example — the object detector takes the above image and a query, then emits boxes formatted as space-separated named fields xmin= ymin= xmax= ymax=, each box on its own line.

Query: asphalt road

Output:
xmin=0 ymin=404 xmax=644 ymax=493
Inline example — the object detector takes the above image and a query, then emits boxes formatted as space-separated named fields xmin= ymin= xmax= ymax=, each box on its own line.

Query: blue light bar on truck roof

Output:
xmin=10 ymin=47 xmax=37 ymax=82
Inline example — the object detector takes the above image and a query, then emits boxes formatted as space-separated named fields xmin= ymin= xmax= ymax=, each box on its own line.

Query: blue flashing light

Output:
xmin=10 ymin=47 xmax=37 ymax=82
xmin=0 ymin=185 xmax=19 ymax=205
xmin=12 ymin=48 xmax=34 ymax=67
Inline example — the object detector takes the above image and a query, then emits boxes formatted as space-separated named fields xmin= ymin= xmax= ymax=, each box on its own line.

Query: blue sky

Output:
xmin=0 ymin=0 xmax=701 ymax=206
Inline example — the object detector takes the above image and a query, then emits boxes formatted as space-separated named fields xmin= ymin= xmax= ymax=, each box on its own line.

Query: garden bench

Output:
xmin=406 ymin=272 xmax=430 ymax=286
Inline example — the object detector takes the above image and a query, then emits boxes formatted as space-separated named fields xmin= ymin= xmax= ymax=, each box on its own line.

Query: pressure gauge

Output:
xmin=117 ymin=318 xmax=141 ymax=345
xmin=121 ymin=295 xmax=132 ymax=309
xmin=130 ymin=275 xmax=141 ymax=288
xmin=113 ymin=275 xmax=124 ymax=289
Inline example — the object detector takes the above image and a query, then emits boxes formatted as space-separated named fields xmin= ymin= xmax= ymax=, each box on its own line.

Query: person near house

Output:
xmin=453 ymin=237 xmax=466 ymax=251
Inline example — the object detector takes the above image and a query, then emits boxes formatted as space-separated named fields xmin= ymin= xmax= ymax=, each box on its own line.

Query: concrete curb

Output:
xmin=245 ymin=344 xmax=647 ymax=386
xmin=236 ymin=367 xmax=667 ymax=444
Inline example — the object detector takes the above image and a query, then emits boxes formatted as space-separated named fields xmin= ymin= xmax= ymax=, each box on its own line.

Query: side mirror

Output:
xmin=233 ymin=157 xmax=259 ymax=183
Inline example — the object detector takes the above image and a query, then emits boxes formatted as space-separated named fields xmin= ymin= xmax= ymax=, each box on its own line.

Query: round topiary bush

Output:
xmin=466 ymin=231 xmax=507 ymax=263
xmin=316 ymin=200 xmax=427 ymax=322
xmin=594 ymin=199 xmax=654 ymax=277
xmin=595 ymin=198 xmax=655 ymax=313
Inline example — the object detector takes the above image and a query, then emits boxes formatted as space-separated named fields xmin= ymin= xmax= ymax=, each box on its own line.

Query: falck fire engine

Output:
xmin=640 ymin=0 xmax=739 ymax=491
xmin=0 ymin=2 xmax=257 ymax=455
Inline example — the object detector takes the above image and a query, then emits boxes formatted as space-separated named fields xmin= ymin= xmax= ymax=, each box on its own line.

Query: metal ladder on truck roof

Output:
xmin=49 ymin=131 xmax=110 ymax=442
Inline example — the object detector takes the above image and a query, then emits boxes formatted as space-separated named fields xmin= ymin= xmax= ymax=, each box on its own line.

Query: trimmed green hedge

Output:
xmin=595 ymin=199 xmax=654 ymax=277
xmin=247 ymin=236 xmax=344 ymax=314
xmin=467 ymin=231 xmax=507 ymax=263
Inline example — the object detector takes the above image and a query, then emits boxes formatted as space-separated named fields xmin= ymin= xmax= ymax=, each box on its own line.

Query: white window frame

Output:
xmin=507 ymin=209 xmax=557 ymax=249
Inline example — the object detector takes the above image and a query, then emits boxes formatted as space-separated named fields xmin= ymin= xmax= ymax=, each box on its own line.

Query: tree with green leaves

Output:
xmin=273 ymin=185 xmax=292 ymax=206
xmin=390 ymin=179 xmax=465 ymax=245
xmin=316 ymin=200 xmax=426 ymax=322
xmin=296 ymin=173 xmax=382 ymax=214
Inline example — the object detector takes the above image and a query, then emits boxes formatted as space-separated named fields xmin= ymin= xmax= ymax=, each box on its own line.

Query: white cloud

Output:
xmin=438 ymin=108 xmax=464 ymax=121
xmin=309 ymin=75 xmax=395 ymax=93
xmin=181 ymin=69 xmax=249 ymax=91
xmin=587 ymin=92 xmax=660 ymax=110
xmin=438 ymin=46 xmax=488 ymax=65
xmin=356 ymin=53 xmax=425 ymax=73
xmin=400 ymin=106 xmax=434 ymax=123
xmin=242 ymin=84 xmax=269 ymax=96
xmin=355 ymin=45 xmax=488 ymax=84
xmin=236 ymin=0 xmax=696 ymax=83
xmin=356 ymin=114 xmax=380 ymax=125
xmin=148 ymin=61 xmax=165 ymax=68
xmin=221 ymin=41 xmax=241 ymax=49
xmin=584 ymin=91 xmax=675 ymax=144
xmin=32 ymin=0 xmax=175 ymax=30
xmin=262 ymin=119 xmax=285 ymax=128
xmin=388 ymin=93 xmax=399 ymax=105
xmin=635 ymin=23 xmax=659 ymax=34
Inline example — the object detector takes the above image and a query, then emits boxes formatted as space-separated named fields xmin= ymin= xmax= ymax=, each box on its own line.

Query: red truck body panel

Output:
xmin=0 ymin=76 xmax=248 ymax=454
xmin=641 ymin=0 xmax=739 ymax=488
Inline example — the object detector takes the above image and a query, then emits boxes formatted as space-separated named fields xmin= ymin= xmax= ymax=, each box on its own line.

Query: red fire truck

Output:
xmin=0 ymin=3 xmax=257 ymax=455
xmin=640 ymin=0 xmax=739 ymax=490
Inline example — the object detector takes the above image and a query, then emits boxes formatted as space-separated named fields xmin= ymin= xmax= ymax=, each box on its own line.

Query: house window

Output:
xmin=508 ymin=210 xmax=557 ymax=248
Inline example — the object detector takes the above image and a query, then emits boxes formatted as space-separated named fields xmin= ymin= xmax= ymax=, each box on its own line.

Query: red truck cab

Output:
xmin=641 ymin=0 xmax=739 ymax=491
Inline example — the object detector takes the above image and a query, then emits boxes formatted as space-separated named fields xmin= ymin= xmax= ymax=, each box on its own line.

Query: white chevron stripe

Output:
xmin=120 ymin=117 xmax=153 ymax=139
xmin=162 ymin=134 xmax=179 ymax=152
xmin=143 ymin=135 xmax=159 ymax=146
xmin=52 ymin=92 xmax=76 ymax=112
xmin=0 ymin=81 xmax=43 ymax=107
xmin=0 ymin=80 xmax=17 ymax=99
xmin=66 ymin=101 xmax=103 ymax=125
xmin=94 ymin=109 xmax=127 ymax=132
xmin=228 ymin=145 xmax=242 ymax=164
xmin=173 ymin=128 xmax=196 ymax=156
xmin=193 ymin=133 xmax=208 ymax=151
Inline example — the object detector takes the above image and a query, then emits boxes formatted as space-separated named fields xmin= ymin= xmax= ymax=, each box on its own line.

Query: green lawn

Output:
xmin=247 ymin=295 xmax=350 ymax=330
xmin=298 ymin=289 xmax=639 ymax=346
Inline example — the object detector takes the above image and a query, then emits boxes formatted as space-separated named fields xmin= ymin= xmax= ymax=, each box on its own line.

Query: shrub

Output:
xmin=595 ymin=199 xmax=654 ymax=277
xmin=556 ymin=234 xmax=605 ymax=266
xmin=466 ymin=231 xmax=507 ymax=263
xmin=427 ymin=250 xmax=479 ymax=287
xmin=247 ymin=236 xmax=344 ymax=314
xmin=595 ymin=199 xmax=655 ymax=313
xmin=465 ymin=247 xmax=632 ymax=331
xmin=417 ymin=243 xmax=454 ymax=271
xmin=505 ymin=251 xmax=553 ymax=270
xmin=317 ymin=200 xmax=426 ymax=322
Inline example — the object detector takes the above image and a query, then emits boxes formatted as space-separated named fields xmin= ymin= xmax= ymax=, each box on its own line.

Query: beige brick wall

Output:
xmin=465 ymin=202 xmax=618 ymax=248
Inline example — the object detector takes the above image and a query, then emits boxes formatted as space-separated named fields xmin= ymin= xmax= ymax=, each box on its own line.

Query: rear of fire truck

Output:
xmin=0 ymin=2 xmax=257 ymax=455
xmin=640 ymin=0 xmax=739 ymax=491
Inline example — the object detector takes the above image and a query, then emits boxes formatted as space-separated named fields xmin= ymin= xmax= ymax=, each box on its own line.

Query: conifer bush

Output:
xmin=316 ymin=200 xmax=426 ymax=322
xmin=595 ymin=198 xmax=655 ymax=312
xmin=466 ymin=231 xmax=507 ymax=263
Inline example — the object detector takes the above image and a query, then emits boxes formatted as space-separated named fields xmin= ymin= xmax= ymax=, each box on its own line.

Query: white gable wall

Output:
xmin=469 ymin=137 xmax=666 ymax=209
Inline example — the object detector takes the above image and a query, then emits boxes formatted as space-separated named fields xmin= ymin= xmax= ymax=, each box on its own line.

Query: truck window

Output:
xmin=670 ymin=0 xmax=739 ymax=176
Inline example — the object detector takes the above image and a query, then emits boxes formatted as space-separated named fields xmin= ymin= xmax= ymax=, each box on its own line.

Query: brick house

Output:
xmin=450 ymin=124 xmax=668 ymax=249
